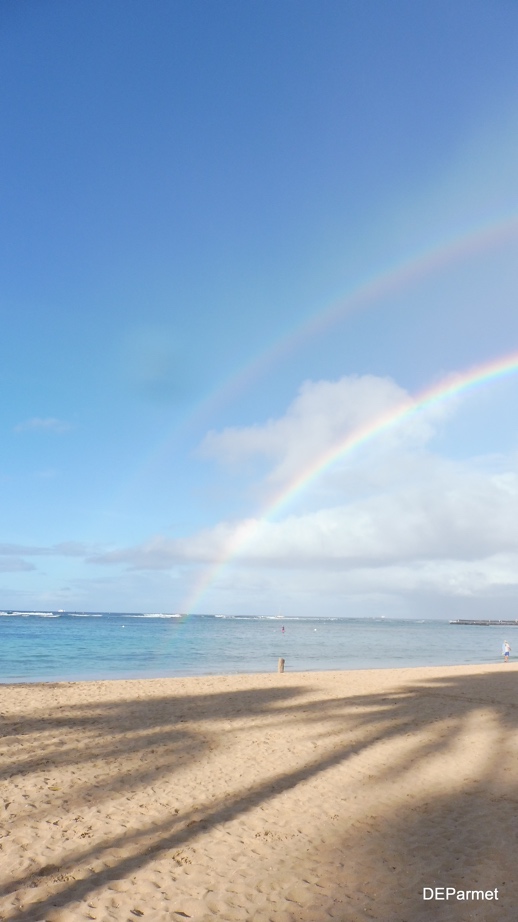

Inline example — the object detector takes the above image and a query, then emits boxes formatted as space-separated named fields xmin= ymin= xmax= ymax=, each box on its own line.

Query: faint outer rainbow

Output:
xmin=187 ymin=214 xmax=518 ymax=425
xmin=180 ymin=347 xmax=518 ymax=614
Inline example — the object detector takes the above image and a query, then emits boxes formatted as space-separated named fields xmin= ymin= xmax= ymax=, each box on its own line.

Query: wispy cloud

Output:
xmin=0 ymin=557 xmax=36 ymax=573
xmin=0 ymin=542 xmax=90 ymax=557
xmin=14 ymin=417 xmax=71 ymax=434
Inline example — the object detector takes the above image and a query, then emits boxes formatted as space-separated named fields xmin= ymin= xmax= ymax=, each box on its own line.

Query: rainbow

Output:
xmin=180 ymin=348 xmax=518 ymax=614
xmin=116 ymin=212 xmax=518 ymax=509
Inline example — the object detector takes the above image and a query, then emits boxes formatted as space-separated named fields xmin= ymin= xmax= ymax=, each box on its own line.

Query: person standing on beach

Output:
xmin=502 ymin=640 xmax=511 ymax=662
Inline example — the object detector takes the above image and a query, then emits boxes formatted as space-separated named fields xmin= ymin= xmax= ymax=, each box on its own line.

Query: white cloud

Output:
xmin=200 ymin=374 xmax=454 ymax=491
xmin=84 ymin=371 xmax=518 ymax=616
xmin=89 ymin=464 xmax=518 ymax=571
xmin=14 ymin=417 xmax=71 ymax=434
xmin=88 ymin=521 xmax=256 ymax=569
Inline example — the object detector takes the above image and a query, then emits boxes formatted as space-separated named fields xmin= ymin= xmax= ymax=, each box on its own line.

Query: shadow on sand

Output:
xmin=1 ymin=667 xmax=517 ymax=920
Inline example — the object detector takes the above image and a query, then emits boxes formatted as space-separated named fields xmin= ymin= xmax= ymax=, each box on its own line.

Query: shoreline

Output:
xmin=2 ymin=664 xmax=518 ymax=920
xmin=0 ymin=657 xmax=509 ymax=687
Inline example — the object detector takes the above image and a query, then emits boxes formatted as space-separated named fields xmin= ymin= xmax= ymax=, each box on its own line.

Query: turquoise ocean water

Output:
xmin=0 ymin=612 xmax=514 ymax=683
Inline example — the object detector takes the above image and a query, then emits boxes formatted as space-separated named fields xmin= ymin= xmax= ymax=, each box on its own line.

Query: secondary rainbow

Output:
xmin=180 ymin=348 xmax=518 ymax=614
xmin=195 ymin=213 xmax=518 ymax=424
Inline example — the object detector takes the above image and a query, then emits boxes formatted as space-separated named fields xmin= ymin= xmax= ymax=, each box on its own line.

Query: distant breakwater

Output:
xmin=450 ymin=619 xmax=518 ymax=626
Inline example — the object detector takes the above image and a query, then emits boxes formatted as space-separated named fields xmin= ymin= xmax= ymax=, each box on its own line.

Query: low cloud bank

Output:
xmin=7 ymin=374 xmax=518 ymax=616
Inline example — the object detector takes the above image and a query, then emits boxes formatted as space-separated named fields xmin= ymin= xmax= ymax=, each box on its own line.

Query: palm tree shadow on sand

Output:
xmin=1 ymin=668 xmax=518 ymax=921
xmin=301 ymin=669 xmax=518 ymax=921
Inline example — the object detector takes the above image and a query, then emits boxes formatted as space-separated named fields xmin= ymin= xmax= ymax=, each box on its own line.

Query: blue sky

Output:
xmin=2 ymin=0 xmax=518 ymax=616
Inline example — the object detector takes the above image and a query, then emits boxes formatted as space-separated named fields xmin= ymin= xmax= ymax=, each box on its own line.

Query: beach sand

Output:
xmin=1 ymin=663 xmax=518 ymax=922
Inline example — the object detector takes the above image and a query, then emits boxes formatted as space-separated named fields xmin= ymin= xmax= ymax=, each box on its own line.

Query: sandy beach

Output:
xmin=1 ymin=664 xmax=518 ymax=922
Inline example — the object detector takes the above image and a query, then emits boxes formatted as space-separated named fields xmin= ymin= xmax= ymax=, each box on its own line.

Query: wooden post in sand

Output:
xmin=278 ymin=657 xmax=285 ymax=673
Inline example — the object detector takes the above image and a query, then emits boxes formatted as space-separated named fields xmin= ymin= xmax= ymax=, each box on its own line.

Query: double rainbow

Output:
xmin=123 ymin=213 xmax=518 ymax=507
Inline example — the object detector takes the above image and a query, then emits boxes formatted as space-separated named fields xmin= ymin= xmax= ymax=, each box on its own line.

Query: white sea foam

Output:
xmin=213 ymin=614 xmax=317 ymax=621
xmin=68 ymin=613 xmax=103 ymax=618
xmin=5 ymin=611 xmax=61 ymax=618
xmin=129 ymin=613 xmax=183 ymax=619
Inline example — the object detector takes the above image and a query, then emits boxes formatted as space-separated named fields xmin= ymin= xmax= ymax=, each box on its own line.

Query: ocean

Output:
xmin=0 ymin=611 xmax=513 ymax=683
